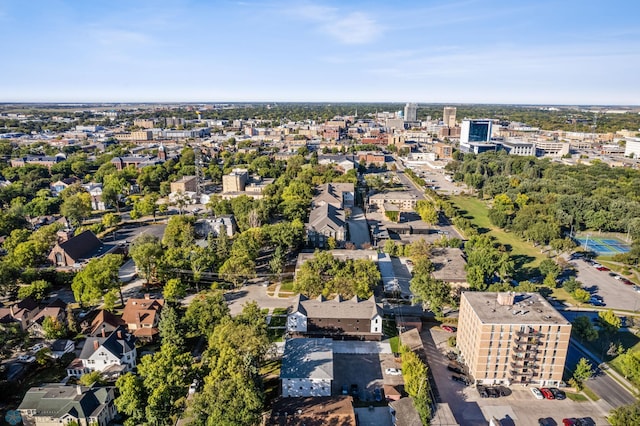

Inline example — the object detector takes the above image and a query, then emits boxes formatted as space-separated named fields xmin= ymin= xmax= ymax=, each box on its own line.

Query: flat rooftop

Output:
xmin=462 ymin=292 xmax=570 ymax=325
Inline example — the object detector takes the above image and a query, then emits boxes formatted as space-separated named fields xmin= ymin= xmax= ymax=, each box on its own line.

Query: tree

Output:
xmin=269 ymin=246 xmax=285 ymax=275
xmin=162 ymin=215 xmax=195 ymax=248
xmin=103 ymin=289 xmax=119 ymax=312
xmin=184 ymin=290 xmax=229 ymax=338
xmin=130 ymin=234 xmax=163 ymax=284
xmin=410 ymin=274 xmax=454 ymax=317
xmin=60 ymin=192 xmax=92 ymax=227
xmin=102 ymin=213 xmax=121 ymax=238
xmin=42 ymin=316 xmax=67 ymax=339
xmin=79 ymin=371 xmax=107 ymax=386
xmin=415 ymin=200 xmax=438 ymax=225
xmin=573 ymin=316 xmax=598 ymax=342
xmin=572 ymin=357 xmax=594 ymax=387
xmin=158 ymin=306 xmax=185 ymax=349
xmin=572 ymin=288 xmax=591 ymax=305
xmin=543 ymin=272 xmax=557 ymax=288
xmin=71 ymin=254 xmax=123 ymax=307
xmin=598 ymin=309 xmax=622 ymax=334
xmin=617 ymin=350 xmax=640 ymax=385
xmin=609 ymin=401 xmax=640 ymax=426
xmin=563 ymin=277 xmax=582 ymax=294
xmin=219 ymin=254 xmax=256 ymax=288
xmin=115 ymin=374 xmax=146 ymax=426
xmin=163 ymin=278 xmax=188 ymax=303
xmin=17 ymin=279 xmax=51 ymax=301
xmin=539 ymin=259 xmax=560 ymax=277
xmin=401 ymin=349 xmax=431 ymax=424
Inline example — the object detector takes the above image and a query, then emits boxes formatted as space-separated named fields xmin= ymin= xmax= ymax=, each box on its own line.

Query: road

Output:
xmin=565 ymin=340 xmax=637 ymax=409
xmin=391 ymin=159 xmax=463 ymax=240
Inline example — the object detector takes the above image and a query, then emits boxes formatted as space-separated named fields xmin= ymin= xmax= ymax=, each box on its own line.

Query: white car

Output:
xmin=31 ymin=343 xmax=47 ymax=353
xmin=385 ymin=368 xmax=402 ymax=376
xmin=188 ymin=379 xmax=198 ymax=395
xmin=17 ymin=355 xmax=36 ymax=363
xmin=530 ymin=387 xmax=544 ymax=399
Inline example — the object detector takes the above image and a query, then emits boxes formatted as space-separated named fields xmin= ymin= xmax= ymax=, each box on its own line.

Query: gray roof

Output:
xmin=280 ymin=338 xmax=334 ymax=380
xmin=18 ymin=384 xmax=113 ymax=420
xmin=292 ymin=294 xmax=381 ymax=320
xmin=389 ymin=397 xmax=422 ymax=426
xmin=79 ymin=326 xmax=136 ymax=359
xmin=57 ymin=230 xmax=103 ymax=262
xmin=461 ymin=292 xmax=570 ymax=325
xmin=307 ymin=204 xmax=344 ymax=232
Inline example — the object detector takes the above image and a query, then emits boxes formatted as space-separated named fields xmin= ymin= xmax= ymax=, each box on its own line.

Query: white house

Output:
xmin=280 ymin=338 xmax=333 ymax=398
xmin=67 ymin=327 xmax=136 ymax=379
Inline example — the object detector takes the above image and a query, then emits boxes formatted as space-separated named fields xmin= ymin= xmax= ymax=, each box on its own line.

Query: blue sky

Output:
xmin=1 ymin=0 xmax=639 ymax=104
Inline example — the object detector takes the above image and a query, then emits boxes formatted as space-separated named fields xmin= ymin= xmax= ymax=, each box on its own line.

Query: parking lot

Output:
xmin=422 ymin=326 xmax=610 ymax=426
xmin=332 ymin=353 xmax=403 ymax=401
xmin=570 ymin=258 xmax=640 ymax=311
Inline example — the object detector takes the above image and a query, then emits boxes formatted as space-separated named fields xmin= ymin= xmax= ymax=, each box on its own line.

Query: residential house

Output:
xmin=287 ymin=294 xmax=383 ymax=341
xmin=0 ymin=297 xmax=40 ymax=332
xmin=389 ymin=397 xmax=422 ymax=426
xmin=306 ymin=204 xmax=346 ymax=248
xmin=18 ymin=384 xmax=117 ymax=426
xmin=280 ymin=338 xmax=333 ymax=398
xmin=28 ymin=299 xmax=67 ymax=338
xmin=80 ymin=309 xmax=126 ymax=337
xmin=47 ymin=230 xmax=104 ymax=267
xmin=49 ymin=339 xmax=75 ymax=359
xmin=194 ymin=215 xmax=237 ymax=238
xmin=121 ymin=295 xmax=164 ymax=341
xmin=82 ymin=182 xmax=107 ymax=211
xmin=312 ymin=183 xmax=355 ymax=209
xmin=66 ymin=327 xmax=136 ymax=379
xmin=50 ymin=177 xmax=80 ymax=196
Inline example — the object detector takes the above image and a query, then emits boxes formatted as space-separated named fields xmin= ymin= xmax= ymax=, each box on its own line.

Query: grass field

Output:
xmin=449 ymin=196 xmax=547 ymax=273
xmin=565 ymin=392 xmax=588 ymax=402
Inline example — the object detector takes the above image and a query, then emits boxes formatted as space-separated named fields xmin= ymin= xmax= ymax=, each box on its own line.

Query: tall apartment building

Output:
xmin=443 ymin=107 xmax=457 ymax=128
xmin=222 ymin=168 xmax=248 ymax=193
xmin=404 ymin=103 xmax=417 ymax=122
xmin=170 ymin=175 xmax=197 ymax=193
xmin=457 ymin=292 xmax=571 ymax=387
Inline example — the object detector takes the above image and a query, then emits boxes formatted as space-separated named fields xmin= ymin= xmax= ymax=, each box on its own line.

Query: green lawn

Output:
xmin=389 ymin=336 xmax=400 ymax=353
xmin=565 ymin=392 xmax=588 ymax=402
xmin=449 ymin=196 xmax=547 ymax=272
xmin=279 ymin=280 xmax=295 ymax=292
xmin=583 ymin=386 xmax=600 ymax=401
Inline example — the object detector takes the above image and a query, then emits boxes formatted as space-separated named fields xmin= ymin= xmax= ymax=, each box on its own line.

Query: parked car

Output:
xmin=30 ymin=343 xmax=47 ymax=353
xmin=477 ymin=385 xmax=489 ymax=398
xmin=17 ymin=355 xmax=36 ymax=363
xmin=549 ymin=387 xmax=566 ymax=400
xmin=497 ymin=386 xmax=511 ymax=397
xmin=188 ymin=379 xmax=198 ymax=395
xmin=633 ymin=285 xmax=640 ymax=293
xmin=446 ymin=351 xmax=458 ymax=361
xmin=540 ymin=388 xmax=555 ymax=400
xmin=374 ymin=388 xmax=382 ymax=402
xmin=385 ymin=368 xmax=402 ymax=376
xmin=538 ymin=418 xmax=555 ymax=426
xmin=486 ymin=387 xmax=500 ymax=398
xmin=596 ymin=266 xmax=610 ymax=272
xmin=441 ymin=325 xmax=456 ymax=333
xmin=447 ymin=362 xmax=464 ymax=375
xmin=530 ymin=387 xmax=544 ymax=399
xmin=451 ymin=374 xmax=469 ymax=385
xmin=562 ymin=419 xmax=578 ymax=426
xmin=622 ymin=279 xmax=634 ymax=286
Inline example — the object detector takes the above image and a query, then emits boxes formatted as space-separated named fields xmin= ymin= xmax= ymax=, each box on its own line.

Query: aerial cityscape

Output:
xmin=1 ymin=1 xmax=640 ymax=426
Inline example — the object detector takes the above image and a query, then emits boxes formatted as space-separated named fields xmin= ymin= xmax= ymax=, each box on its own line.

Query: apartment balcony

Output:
xmin=511 ymin=354 xmax=538 ymax=363
xmin=516 ymin=330 xmax=544 ymax=339
xmin=509 ymin=369 xmax=534 ymax=377
xmin=514 ymin=337 xmax=542 ymax=346
xmin=510 ymin=362 xmax=538 ymax=371
xmin=512 ymin=346 xmax=541 ymax=355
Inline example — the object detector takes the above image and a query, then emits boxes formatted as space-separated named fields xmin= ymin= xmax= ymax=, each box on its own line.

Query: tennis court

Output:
xmin=575 ymin=236 xmax=631 ymax=255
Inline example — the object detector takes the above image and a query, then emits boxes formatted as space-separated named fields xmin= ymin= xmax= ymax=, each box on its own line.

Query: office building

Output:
xmin=170 ymin=175 xmax=197 ymax=193
xmin=404 ymin=103 xmax=417 ymax=122
xmin=443 ymin=107 xmax=457 ymax=128
xmin=460 ymin=119 xmax=493 ymax=144
xmin=457 ymin=292 xmax=571 ymax=387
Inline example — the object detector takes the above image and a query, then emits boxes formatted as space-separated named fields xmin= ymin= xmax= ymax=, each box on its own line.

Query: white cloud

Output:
xmin=288 ymin=2 xmax=382 ymax=45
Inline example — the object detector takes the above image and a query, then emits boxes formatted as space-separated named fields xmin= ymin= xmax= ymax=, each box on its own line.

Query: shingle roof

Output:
xmin=280 ymin=338 xmax=334 ymax=380
xmin=292 ymin=294 xmax=381 ymax=320
xmin=79 ymin=326 xmax=135 ymax=360
xmin=57 ymin=230 xmax=103 ymax=262
xmin=307 ymin=204 xmax=344 ymax=232
xmin=18 ymin=384 xmax=113 ymax=421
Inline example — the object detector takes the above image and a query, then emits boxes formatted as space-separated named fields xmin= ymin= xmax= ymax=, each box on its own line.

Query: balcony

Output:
xmin=516 ymin=330 xmax=544 ymax=339
xmin=512 ymin=346 xmax=541 ymax=355
xmin=512 ymin=354 xmax=538 ymax=363
xmin=510 ymin=362 xmax=538 ymax=370
xmin=509 ymin=369 xmax=534 ymax=377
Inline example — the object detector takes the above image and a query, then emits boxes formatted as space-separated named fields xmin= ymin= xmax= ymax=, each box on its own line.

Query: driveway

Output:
xmin=332 ymin=341 xmax=391 ymax=354
xmin=347 ymin=206 xmax=371 ymax=248
xmin=219 ymin=282 xmax=296 ymax=316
